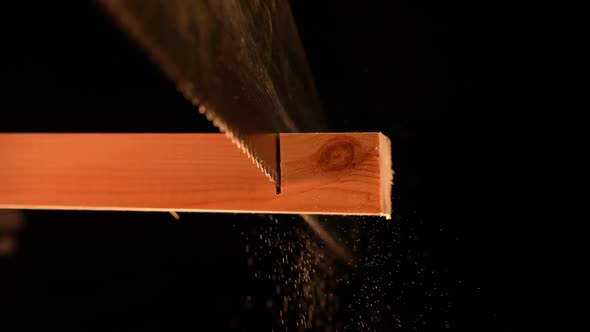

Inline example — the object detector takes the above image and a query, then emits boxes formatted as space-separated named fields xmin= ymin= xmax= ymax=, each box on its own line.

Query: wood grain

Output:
xmin=0 ymin=133 xmax=392 ymax=218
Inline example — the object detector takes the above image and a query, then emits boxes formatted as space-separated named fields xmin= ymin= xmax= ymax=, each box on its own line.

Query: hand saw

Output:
xmin=98 ymin=0 xmax=328 ymax=187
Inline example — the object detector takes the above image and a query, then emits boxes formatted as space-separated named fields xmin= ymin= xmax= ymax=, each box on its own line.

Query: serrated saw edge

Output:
xmin=98 ymin=0 xmax=279 ymax=184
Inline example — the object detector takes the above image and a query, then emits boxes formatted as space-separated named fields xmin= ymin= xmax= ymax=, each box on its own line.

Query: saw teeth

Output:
xmin=196 ymin=105 xmax=277 ymax=183
xmin=96 ymin=1 xmax=280 ymax=184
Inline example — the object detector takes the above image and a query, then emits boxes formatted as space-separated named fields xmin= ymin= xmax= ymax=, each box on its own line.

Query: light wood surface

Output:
xmin=0 ymin=133 xmax=392 ymax=218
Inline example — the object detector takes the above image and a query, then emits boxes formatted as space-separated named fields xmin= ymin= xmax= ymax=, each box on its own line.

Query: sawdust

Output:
xmin=241 ymin=213 xmax=453 ymax=331
xmin=242 ymin=215 xmax=357 ymax=330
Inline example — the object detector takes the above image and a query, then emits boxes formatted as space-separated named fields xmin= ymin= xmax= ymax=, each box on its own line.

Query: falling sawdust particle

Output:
xmin=241 ymin=215 xmax=338 ymax=330
xmin=240 ymin=213 xmax=455 ymax=331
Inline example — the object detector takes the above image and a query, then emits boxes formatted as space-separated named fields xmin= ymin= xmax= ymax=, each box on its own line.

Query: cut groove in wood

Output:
xmin=0 ymin=133 xmax=393 ymax=218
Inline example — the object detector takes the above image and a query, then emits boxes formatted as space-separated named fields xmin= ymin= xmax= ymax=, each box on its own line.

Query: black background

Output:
xmin=0 ymin=1 xmax=527 ymax=331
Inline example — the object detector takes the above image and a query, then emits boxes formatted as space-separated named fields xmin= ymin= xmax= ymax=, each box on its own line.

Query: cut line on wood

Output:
xmin=0 ymin=133 xmax=393 ymax=218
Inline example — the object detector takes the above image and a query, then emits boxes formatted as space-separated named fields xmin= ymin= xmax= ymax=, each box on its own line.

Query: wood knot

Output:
xmin=318 ymin=140 xmax=355 ymax=172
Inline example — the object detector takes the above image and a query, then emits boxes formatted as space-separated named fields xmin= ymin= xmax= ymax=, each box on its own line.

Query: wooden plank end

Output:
xmin=378 ymin=133 xmax=394 ymax=219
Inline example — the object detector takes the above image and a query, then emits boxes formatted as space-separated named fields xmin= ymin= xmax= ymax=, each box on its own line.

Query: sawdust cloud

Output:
xmin=241 ymin=213 xmax=455 ymax=331
xmin=241 ymin=214 xmax=378 ymax=330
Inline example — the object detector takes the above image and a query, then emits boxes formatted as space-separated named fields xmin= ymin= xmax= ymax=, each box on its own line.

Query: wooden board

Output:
xmin=0 ymin=133 xmax=393 ymax=218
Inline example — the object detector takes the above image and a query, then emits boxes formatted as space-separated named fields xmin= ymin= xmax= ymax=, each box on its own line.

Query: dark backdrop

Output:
xmin=0 ymin=1 xmax=525 ymax=331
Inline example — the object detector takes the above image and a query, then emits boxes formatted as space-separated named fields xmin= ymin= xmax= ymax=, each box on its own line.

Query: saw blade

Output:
xmin=98 ymin=0 xmax=327 ymax=183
